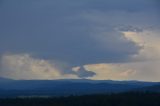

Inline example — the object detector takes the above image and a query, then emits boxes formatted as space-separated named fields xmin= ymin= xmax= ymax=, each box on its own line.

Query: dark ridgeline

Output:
xmin=0 ymin=77 xmax=159 ymax=97
xmin=1 ymin=77 xmax=160 ymax=106
xmin=0 ymin=92 xmax=160 ymax=106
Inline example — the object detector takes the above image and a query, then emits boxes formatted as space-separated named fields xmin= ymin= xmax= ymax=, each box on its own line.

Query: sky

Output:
xmin=0 ymin=0 xmax=160 ymax=81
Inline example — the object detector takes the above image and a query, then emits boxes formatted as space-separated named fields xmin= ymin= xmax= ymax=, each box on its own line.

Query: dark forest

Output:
xmin=0 ymin=92 xmax=160 ymax=106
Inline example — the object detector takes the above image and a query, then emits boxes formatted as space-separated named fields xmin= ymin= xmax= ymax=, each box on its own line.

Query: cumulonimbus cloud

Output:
xmin=0 ymin=0 xmax=159 ymax=81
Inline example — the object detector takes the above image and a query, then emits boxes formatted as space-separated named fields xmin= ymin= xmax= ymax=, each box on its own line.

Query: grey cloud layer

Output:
xmin=0 ymin=0 xmax=160 ymax=80
xmin=0 ymin=0 xmax=155 ymax=65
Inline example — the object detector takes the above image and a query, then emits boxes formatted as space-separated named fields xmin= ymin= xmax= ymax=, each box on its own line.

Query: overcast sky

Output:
xmin=0 ymin=0 xmax=160 ymax=81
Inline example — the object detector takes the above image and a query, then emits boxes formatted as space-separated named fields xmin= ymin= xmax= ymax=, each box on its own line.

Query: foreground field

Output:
xmin=0 ymin=92 xmax=160 ymax=106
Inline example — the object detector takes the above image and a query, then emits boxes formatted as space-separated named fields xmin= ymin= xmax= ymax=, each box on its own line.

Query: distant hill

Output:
xmin=0 ymin=77 xmax=13 ymax=83
xmin=0 ymin=78 xmax=158 ymax=97
xmin=136 ymin=83 xmax=160 ymax=92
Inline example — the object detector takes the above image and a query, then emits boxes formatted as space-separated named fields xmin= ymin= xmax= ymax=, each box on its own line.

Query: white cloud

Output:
xmin=84 ymin=63 xmax=136 ymax=80
xmin=83 ymin=29 xmax=160 ymax=81
xmin=72 ymin=8 xmax=160 ymax=81
xmin=123 ymin=30 xmax=160 ymax=61
xmin=0 ymin=54 xmax=78 ymax=80
xmin=0 ymin=53 xmax=96 ymax=80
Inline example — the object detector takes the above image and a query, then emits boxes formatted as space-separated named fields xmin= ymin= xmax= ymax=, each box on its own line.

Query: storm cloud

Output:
xmin=0 ymin=0 xmax=160 ymax=80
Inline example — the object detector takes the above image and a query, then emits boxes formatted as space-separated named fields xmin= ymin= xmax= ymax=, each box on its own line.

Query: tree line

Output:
xmin=0 ymin=92 xmax=160 ymax=106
